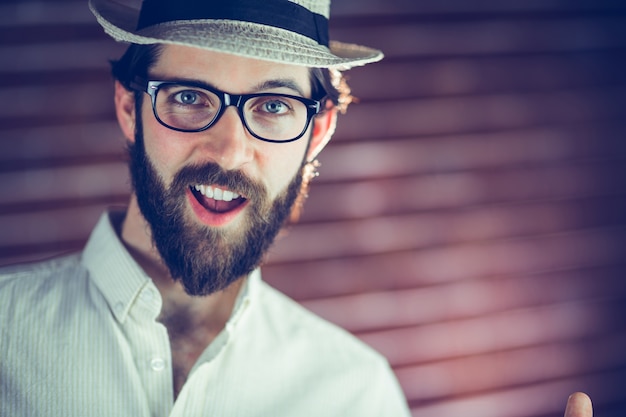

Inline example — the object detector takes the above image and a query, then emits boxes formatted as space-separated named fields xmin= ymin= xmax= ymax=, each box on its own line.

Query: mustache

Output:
xmin=170 ymin=162 xmax=265 ymax=201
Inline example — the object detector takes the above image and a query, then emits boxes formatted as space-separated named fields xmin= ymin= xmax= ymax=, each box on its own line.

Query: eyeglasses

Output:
xmin=130 ymin=78 xmax=325 ymax=143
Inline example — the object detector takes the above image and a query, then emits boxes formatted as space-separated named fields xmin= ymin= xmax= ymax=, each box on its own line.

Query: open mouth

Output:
xmin=190 ymin=184 xmax=247 ymax=213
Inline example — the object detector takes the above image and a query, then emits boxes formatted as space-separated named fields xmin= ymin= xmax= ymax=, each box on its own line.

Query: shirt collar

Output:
xmin=227 ymin=268 xmax=259 ymax=330
xmin=82 ymin=209 xmax=153 ymax=323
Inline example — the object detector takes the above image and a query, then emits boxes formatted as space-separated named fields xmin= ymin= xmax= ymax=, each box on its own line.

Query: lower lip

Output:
xmin=186 ymin=188 xmax=248 ymax=227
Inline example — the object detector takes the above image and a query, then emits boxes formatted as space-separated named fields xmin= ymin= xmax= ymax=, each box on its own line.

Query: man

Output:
xmin=0 ymin=1 xmax=592 ymax=416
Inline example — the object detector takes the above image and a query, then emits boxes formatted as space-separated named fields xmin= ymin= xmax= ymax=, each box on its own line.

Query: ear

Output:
xmin=114 ymin=80 xmax=136 ymax=143
xmin=306 ymin=105 xmax=337 ymax=162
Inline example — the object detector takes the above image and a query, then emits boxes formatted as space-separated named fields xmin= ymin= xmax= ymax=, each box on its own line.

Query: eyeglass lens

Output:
xmin=153 ymin=83 xmax=312 ymax=141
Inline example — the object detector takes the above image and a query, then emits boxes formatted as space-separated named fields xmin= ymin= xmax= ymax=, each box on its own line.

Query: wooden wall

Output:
xmin=1 ymin=1 xmax=626 ymax=416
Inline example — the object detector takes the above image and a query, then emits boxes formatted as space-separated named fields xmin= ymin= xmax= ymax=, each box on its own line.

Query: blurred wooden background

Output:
xmin=1 ymin=0 xmax=625 ymax=416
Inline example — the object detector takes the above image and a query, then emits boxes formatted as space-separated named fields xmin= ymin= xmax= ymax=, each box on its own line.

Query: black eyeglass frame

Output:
xmin=130 ymin=77 xmax=326 ymax=143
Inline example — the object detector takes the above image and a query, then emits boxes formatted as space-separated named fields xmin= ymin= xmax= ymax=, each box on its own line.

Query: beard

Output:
xmin=127 ymin=115 xmax=306 ymax=296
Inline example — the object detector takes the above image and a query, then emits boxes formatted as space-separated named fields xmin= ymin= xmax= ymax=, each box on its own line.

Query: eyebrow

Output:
xmin=148 ymin=75 xmax=307 ymax=97
xmin=252 ymin=79 xmax=307 ymax=97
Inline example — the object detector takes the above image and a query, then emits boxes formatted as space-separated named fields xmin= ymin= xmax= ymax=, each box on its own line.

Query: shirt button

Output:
xmin=114 ymin=302 xmax=124 ymax=313
xmin=140 ymin=287 xmax=155 ymax=303
xmin=150 ymin=357 xmax=166 ymax=372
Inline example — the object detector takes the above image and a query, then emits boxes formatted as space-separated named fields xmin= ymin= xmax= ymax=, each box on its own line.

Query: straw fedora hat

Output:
xmin=89 ymin=0 xmax=383 ymax=69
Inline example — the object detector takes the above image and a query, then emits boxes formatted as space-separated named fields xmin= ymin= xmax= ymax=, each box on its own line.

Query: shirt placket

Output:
xmin=124 ymin=282 xmax=174 ymax=417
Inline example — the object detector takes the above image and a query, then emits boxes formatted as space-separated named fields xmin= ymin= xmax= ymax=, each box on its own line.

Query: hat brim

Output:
xmin=89 ymin=0 xmax=383 ymax=69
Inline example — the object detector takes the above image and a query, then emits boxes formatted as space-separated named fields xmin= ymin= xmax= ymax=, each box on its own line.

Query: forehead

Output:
xmin=150 ymin=44 xmax=312 ymax=95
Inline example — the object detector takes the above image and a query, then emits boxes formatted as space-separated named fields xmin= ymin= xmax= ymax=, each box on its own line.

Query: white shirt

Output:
xmin=0 ymin=211 xmax=410 ymax=417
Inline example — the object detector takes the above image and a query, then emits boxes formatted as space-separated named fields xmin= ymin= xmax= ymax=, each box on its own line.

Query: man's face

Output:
xmin=125 ymin=45 xmax=322 ymax=295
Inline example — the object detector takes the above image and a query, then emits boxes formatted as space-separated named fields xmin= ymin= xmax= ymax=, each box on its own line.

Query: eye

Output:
xmin=261 ymin=99 xmax=290 ymax=114
xmin=174 ymin=90 xmax=201 ymax=105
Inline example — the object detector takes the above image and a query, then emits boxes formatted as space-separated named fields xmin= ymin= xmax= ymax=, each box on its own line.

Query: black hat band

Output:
xmin=137 ymin=0 xmax=330 ymax=47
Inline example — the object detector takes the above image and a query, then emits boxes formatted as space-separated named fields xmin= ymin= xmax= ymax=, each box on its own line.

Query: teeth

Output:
xmin=222 ymin=190 xmax=234 ymax=202
xmin=194 ymin=185 xmax=240 ymax=201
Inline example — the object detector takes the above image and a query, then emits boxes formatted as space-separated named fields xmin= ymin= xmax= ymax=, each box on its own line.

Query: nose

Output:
xmin=198 ymin=106 xmax=254 ymax=171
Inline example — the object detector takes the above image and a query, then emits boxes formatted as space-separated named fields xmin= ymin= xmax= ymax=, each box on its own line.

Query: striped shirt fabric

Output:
xmin=0 ymin=210 xmax=410 ymax=417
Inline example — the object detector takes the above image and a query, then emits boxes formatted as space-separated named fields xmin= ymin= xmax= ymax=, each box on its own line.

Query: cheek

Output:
xmin=140 ymin=107 xmax=194 ymax=184
xmin=261 ymin=141 xmax=309 ymax=197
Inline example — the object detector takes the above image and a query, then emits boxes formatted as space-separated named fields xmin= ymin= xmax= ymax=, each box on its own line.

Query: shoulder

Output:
xmin=230 ymin=280 xmax=411 ymax=416
xmin=0 ymin=253 xmax=88 ymax=312
xmin=0 ymin=253 xmax=80 ymax=284
xmin=0 ymin=253 xmax=94 ymax=351
xmin=251 ymin=281 xmax=393 ymax=376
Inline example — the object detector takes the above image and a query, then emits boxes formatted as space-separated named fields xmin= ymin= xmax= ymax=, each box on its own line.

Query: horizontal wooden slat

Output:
xmin=331 ymin=16 xmax=626 ymax=58
xmin=346 ymin=50 xmax=626 ymax=100
xmin=0 ymin=122 xmax=125 ymax=168
xmin=302 ymin=162 xmax=626 ymax=222
xmin=330 ymin=0 xmax=626 ymax=17
xmin=263 ymin=230 xmax=626 ymax=299
xmin=357 ymin=299 xmax=619 ymax=367
xmin=299 ymin=267 xmax=626 ymax=332
xmin=323 ymin=123 xmax=626 ymax=178
xmin=335 ymin=86 xmax=626 ymax=141
xmin=399 ymin=332 xmax=626 ymax=405
xmin=0 ymin=162 xmax=129 ymax=208
xmin=0 ymin=41 xmax=123 ymax=73
xmin=0 ymin=2 xmax=93 ymax=27
xmin=0 ymin=82 xmax=114 ymax=121
xmin=269 ymin=200 xmax=626 ymax=262
xmin=0 ymin=205 xmax=105 ymax=251
xmin=407 ymin=368 xmax=626 ymax=417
